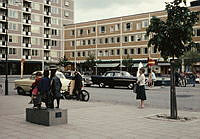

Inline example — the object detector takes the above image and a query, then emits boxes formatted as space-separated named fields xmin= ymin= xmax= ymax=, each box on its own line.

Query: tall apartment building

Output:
xmin=0 ymin=0 xmax=74 ymax=75
xmin=64 ymin=6 xmax=200 ymax=74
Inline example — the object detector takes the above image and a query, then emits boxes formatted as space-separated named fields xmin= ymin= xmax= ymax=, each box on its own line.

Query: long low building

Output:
xmin=64 ymin=4 xmax=200 ymax=75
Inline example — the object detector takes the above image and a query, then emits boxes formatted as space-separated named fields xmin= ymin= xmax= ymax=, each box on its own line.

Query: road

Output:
xmin=86 ymin=84 xmax=200 ymax=112
xmin=1 ymin=75 xmax=200 ymax=112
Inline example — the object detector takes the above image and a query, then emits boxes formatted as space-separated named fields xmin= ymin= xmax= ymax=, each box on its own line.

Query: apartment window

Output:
xmin=105 ymin=38 xmax=108 ymax=44
xmin=131 ymin=35 xmax=134 ymax=42
xmin=82 ymin=51 xmax=85 ymax=57
xmin=79 ymin=29 xmax=83 ymax=35
xmin=71 ymin=30 xmax=75 ymax=36
xmin=104 ymin=50 xmax=109 ymax=56
xmin=31 ymin=25 xmax=40 ymax=33
xmin=124 ymin=49 xmax=128 ymax=55
xmin=137 ymin=48 xmax=141 ymax=54
xmin=194 ymin=28 xmax=200 ymax=36
xmin=9 ymin=0 xmax=19 ymax=5
xmin=52 ymin=40 xmax=57 ymax=46
xmin=9 ymin=48 xmax=16 ymax=55
xmin=87 ymin=29 xmax=91 ymax=34
xmin=92 ymin=39 xmax=96 ymax=45
xmin=77 ymin=52 xmax=81 ymax=57
xmin=144 ymin=48 xmax=148 ymax=54
xmin=110 ymin=50 xmax=115 ymax=56
xmin=142 ymin=20 xmax=149 ymax=28
xmin=51 ymin=7 xmax=59 ymax=14
xmin=115 ymin=24 xmax=120 ymax=31
xmin=52 ymin=29 xmax=57 ymax=36
xmin=125 ymin=23 xmax=131 ymax=31
xmin=32 ymin=50 xmax=38 ymax=56
xmin=110 ymin=37 xmax=115 ymax=43
xmin=117 ymin=49 xmax=120 ymax=55
xmin=99 ymin=38 xmax=103 ymax=44
xmin=98 ymin=50 xmax=103 ymax=56
xmin=52 ymin=0 xmax=59 ymax=3
xmin=137 ymin=34 xmax=142 ymax=41
xmin=136 ymin=23 xmax=142 ymax=30
xmin=72 ymin=52 xmax=74 ymax=57
xmin=130 ymin=48 xmax=134 ymax=54
xmin=142 ymin=34 xmax=148 ymax=41
xmin=31 ymin=38 xmax=40 ymax=45
xmin=82 ymin=40 xmax=86 ymax=45
xmin=8 ymin=23 xmax=17 ymax=30
xmin=116 ymin=37 xmax=120 ymax=43
xmin=65 ymin=1 xmax=69 ymax=6
xmin=32 ymin=2 xmax=40 ymax=10
xmin=100 ymin=26 xmax=106 ymax=33
xmin=51 ymin=18 xmax=60 ymax=25
xmin=88 ymin=40 xmax=91 ymax=45
xmin=92 ymin=27 xmax=96 ymax=33
xmin=110 ymin=26 xmax=114 ymax=32
xmin=76 ymin=40 xmax=80 ymax=46
xmin=71 ymin=41 xmax=75 ymax=46
xmin=124 ymin=36 xmax=128 ymax=42
xmin=8 ymin=9 xmax=18 ymax=18
xmin=32 ymin=14 xmax=40 ymax=22
xmin=8 ymin=36 xmax=18 ymax=43
xmin=64 ymin=11 xmax=69 ymax=17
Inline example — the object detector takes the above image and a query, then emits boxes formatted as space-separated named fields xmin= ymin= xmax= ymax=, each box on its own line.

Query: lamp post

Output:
xmin=5 ymin=0 xmax=8 ymax=95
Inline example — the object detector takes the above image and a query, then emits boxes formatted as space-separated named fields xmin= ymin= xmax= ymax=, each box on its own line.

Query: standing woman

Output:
xmin=136 ymin=68 xmax=146 ymax=108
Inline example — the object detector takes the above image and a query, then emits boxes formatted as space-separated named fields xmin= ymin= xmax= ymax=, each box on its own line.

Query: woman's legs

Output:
xmin=141 ymin=100 xmax=144 ymax=108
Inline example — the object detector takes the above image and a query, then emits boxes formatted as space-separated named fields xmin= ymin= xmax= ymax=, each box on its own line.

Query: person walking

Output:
xmin=38 ymin=70 xmax=51 ymax=108
xmin=73 ymin=71 xmax=83 ymax=100
xmin=148 ymin=70 xmax=153 ymax=88
xmin=136 ymin=68 xmax=146 ymax=108
xmin=50 ymin=67 xmax=62 ymax=108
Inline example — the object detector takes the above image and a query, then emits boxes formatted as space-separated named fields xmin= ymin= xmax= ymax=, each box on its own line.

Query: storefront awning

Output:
xmin=96 ymin=63 xmax=120 ymax=68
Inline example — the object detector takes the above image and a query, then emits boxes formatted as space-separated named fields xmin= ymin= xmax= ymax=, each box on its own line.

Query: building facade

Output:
xmin=0 ymin=0 xmax=74 ymax=75
xmin=64 ymin=6 xmax=200 ymax=75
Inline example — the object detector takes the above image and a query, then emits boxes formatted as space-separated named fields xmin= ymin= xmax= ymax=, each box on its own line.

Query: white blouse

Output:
xmin=137 ymin=74 xmax=146 ymax=86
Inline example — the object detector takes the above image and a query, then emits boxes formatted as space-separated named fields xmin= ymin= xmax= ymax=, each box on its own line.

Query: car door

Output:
xmin=103 ymin=72 xmax=114 ymax=86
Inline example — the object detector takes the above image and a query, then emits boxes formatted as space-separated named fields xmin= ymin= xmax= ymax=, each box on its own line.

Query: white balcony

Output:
xmin=0 ymin=28 xmax=6 ymax=33
xmin=44 ymin=45 xmax=51 ymax=49
xmin=28 ymin=56 xmax=31 ymax=59
xmin=0 ymin=15 xmax=6 ymax=21
xmin=23 ymin=7 xmax=31 ymax=13
xmin=44 ymin=56 xmax=51 ymax=60
xmin=0 ymin=54 xmax=5 ymax=58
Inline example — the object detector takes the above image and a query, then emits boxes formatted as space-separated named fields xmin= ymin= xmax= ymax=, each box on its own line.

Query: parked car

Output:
xmin=63 ymin=71 xmax=92 ymax=87
xmin=14 ymin=71 xmax=71 ymax=95
xmin=91 ymin=71 xmax=137 ymax=89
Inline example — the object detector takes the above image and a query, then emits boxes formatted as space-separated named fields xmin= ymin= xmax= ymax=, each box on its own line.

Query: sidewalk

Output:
xmin=0 ymin=95 xmax=200 ymax=139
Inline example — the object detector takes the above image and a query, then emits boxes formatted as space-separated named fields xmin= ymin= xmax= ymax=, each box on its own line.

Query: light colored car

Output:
xmin=14 ymin=71 xmax=71 ymax=95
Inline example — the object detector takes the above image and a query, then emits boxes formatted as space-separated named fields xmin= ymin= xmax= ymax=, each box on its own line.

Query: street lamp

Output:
xmin=5 ymin=0 xmax=8 ymax=95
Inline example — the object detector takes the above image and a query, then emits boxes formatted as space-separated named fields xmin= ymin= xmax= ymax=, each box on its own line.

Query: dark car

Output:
xmin=91 ymin=71 xmax=137 ymax=89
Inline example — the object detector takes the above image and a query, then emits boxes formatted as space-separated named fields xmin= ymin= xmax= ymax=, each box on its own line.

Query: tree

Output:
xmin=146 ymin=0 xmax=199 ymax=119
xmin=58 ymin=56 xmax=72 ymax=67
xmin=122 ymin=55 xmax=133 ymax=73
xmin=83 ymin=54 xmax=96 ymax=72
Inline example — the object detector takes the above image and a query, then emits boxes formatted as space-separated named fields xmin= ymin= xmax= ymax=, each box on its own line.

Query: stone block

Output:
xmin=26 ymin=107 xmax=68 ymax=126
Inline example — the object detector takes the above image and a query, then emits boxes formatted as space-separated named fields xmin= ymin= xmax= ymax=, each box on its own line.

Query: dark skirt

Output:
xmin=136 ymin=85 xmax=146 ymax=100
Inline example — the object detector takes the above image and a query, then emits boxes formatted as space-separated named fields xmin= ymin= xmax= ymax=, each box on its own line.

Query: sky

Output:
xmin=74 ymin=0 xmax=193 ymax=23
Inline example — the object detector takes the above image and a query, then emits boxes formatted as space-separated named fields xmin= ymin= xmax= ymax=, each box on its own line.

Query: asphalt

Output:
xmin=0 ymin=94 xmax=200 ymax=139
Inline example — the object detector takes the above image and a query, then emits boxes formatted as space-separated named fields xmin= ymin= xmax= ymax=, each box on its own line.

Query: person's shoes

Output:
xmin=56 ymin=106 xmax=59 ymax=108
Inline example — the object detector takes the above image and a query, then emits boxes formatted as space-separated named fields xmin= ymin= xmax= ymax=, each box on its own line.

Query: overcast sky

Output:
xmin=74 ymin=0 xmax=193 ymax=23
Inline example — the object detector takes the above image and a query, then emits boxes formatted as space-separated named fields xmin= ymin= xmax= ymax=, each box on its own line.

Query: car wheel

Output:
xmin=99 ymin=82 xmax=105 ymax=88
xmin=17 ymin=88 xmax=25 ymax=95
xmin=128 ymin=83 xmax=134 ymax=89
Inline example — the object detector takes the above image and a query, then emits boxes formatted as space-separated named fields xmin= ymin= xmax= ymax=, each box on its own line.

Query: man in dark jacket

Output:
xmin=73 ymin=71 xmax=83 ymax=100
xmin=50 ymin=68 xmax=62 ymax=108
xmin=38 ymin=70 xmax=51 ymax=108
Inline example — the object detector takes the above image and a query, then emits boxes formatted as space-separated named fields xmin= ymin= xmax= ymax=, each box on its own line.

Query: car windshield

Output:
xmin=122 ymin=72 xmax=131 ymax=77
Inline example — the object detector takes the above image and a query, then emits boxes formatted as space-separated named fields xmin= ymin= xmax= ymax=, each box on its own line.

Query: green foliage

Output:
xmin=182 ymin=49 xmax=200 ymax=65
xmin=58 ymin=56 xmax=72 ymax=67
xmin=122 ymin=55 xmax=133 ymax=68
xmin=83 ymin=53 xmax=96 ymax=68
xmin=146 ymin=0 xmax=199 ymax=60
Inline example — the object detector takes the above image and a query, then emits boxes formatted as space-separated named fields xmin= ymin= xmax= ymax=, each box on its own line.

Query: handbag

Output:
xmin=32 ymin=87 xmax=39 ymax=95
xmin=133 ymin=84 xmax=139 ymax=94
